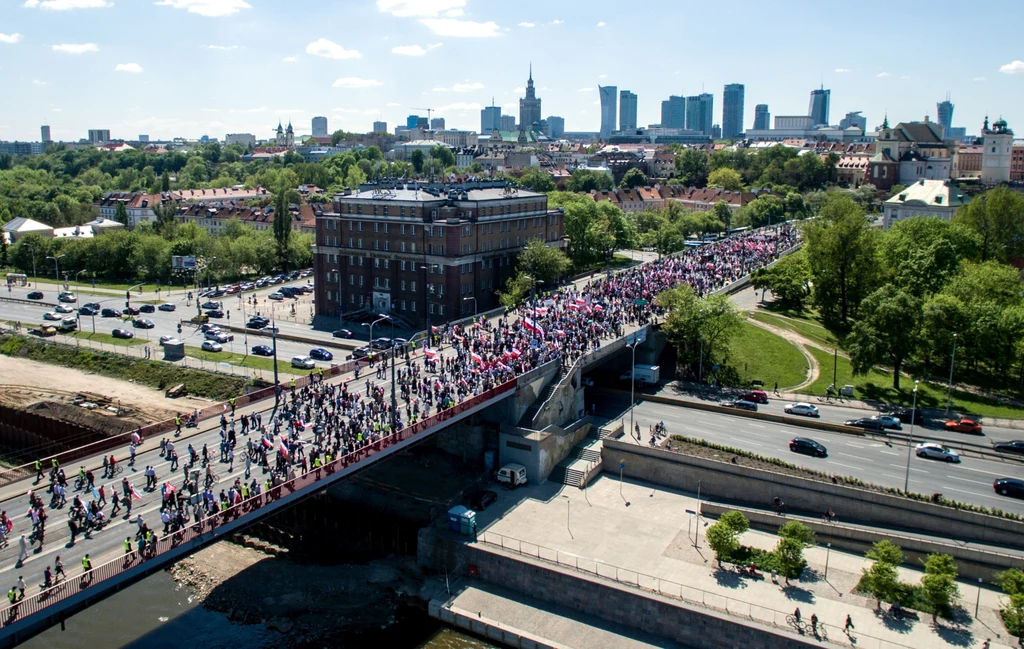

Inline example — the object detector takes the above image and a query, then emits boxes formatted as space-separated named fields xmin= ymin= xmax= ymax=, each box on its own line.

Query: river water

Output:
xmin=20 ymin=570 xmax=498 ymax=649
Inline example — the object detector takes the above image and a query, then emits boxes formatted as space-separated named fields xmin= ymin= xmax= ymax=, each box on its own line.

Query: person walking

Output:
xmin=17 ymin=534 xmax=29 ymax=565
xmin=81 ymin=554 xmax=92 ymax=584
xmin=53 ymin=556 xmax=65 ymax=581
xmin=844 ymin=615 xmax=854 ymax=635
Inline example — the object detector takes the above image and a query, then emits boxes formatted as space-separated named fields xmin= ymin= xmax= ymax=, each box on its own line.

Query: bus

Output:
xmin=5 ymin=273 xmax=27 ymax=287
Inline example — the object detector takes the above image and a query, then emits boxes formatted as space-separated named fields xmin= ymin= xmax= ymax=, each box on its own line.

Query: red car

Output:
xmin=738 ymin=390 xmax=769 ymax=404
xmin=945 ymin=418 xmax=982 ymax=435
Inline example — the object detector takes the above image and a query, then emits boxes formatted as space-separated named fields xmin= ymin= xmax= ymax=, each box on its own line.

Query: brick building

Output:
xmin=313 ymin=182 xmax=566 ymax=329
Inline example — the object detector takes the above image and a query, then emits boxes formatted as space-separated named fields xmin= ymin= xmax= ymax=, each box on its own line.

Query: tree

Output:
xmin=497 ymin=272 xmax=533 ymax=308
xmin=160 ymin=170 xmax=170 ymax=192
xmin=920 ymin=553 xmax=960 ymax=621
xmin=0 ymin=232 xmax=8 ymax=268
xmin=708 ymin=167 xmax=743 ymax=191
xmin=712 ymin=200 xmax=732 ymax=232
xmin=344 ymin=165 xmax=367 ymax=190
xmin=272 ymin=178 xmax=299 ymax=272
xmin=747 ymin=195 xmax=785 ymax=228
xmin=706 ymin=510 xmax=749 ymax=567
xmin=774 ymin=521 xmax=815 ymax=583
xmin=674 ymin=149 xmax=710 ymax=187
xmin=410 ymin=149 xmax=425 ymax=174
xmin=862 ymin=541 xmax=904 ymax=608
xmin=750 ymin=250 xmax=810 ymax=306
xmin=659 ymin=286 xmax=743 ymax=380
xmin=997 ymin=568 xmax=1024 ymax=597
xmin=516 ymin=239 xmax=569 ymax=284
xmin=879 ymin=217 xmax=980 ymax=298
xmin=518 ymin=167 xmax=556 ymax=192
xmin=720 ymin=510 xmax=750 ymax=534
xmin=565 ymin=168 xmax=614 ymax=193
xmin=114 ymin=201 xmax=129 ymax=226
xmin=1002 ymin=594 xmax=1024 ymax=638
xmin=429 ymin=144 xmax=456 ymax=169
xmin=778 ymin=520 xmax=816 ymax=546
xmin=845 ymin=287 xmax=923 ymax=390
xmin=955 ymin=186 xmax=1024 ymax=264
xmin=784 ymin=192 xmax=808 ymax=219
xmin=620 ymin=167 xmax=649 ymax=189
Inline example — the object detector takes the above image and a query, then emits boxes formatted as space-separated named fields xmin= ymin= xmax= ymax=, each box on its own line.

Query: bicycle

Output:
xmin=786 ymin=616 xmax=827 ymax=640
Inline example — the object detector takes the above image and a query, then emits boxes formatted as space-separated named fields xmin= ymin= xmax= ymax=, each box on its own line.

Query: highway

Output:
xmin=594 ymin=392 xmax=1024 ymax=516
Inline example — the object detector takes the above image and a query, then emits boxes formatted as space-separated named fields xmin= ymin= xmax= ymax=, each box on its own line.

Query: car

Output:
xmin=721 ymin=399 xmax=758 ymax=412
xmin=239 ymin=282 xmax=255 ymax=291
xmin=201 ymin=301 xmax=221 ymax=310
xmin=332 ymin=329 xmax=354 ymax=339
xmin=158 ymin=303 xmax=176 ymax=312
xmin=845 ymin=417 xmax=887 ymax=431
xmin=101 ymin=308 xmax=122 ymax=318
xmin=206 ymin=309 xmax=224 ymax=318
xmin=111 ymin=328 xmax=134 ymax=339
xmin=393 ymin=337 xmax=409 ymax=348
xmin=881 ymin=405 xmax=924 ymax=424
xmin=945 ymin=417 xmax=982 ymax=435
xmin=784 ymin=402 xmax=820 ymax=417
xmin=252 ymin=345 xmax=274 ymax=356
xmin=42 ymin=312 xmax=62 ymax=321
xmin=291 ymin=355 xmax=316 ymax=369
xmin=83 ymin=302 xmax=100 ymax=311
xmin=789 ymin=437 xmax=827 ymax=458
xmin=916 ymin=442 xmax=960 ymax=463
xmin=139 ymin=304 xmax=155 ymax=313
xmin=27 ymin=291 xmax=44 ymax=300
xmin=123 ymin=306 xmax=140 ymax=316
xmin=133 ymin=319 xmax=155 ymax=329
xmin=352 ymin=347 xmax=370 ymax=359
xmin=993 ymin=440 xmax=1024 ymax=455
xmin=869 ymin=415 xmax=903 ymax=430
xmin=200 ymin=323 xmax=221 ymax=333
xmin=468 ymin=490 xmax=498 ymax=511
xmin=247 ymin=317 xmax=269 ymax=329
xmin=78 ymin=305 xmax=98 ymax=316
xmin=738 ymin=390 xmax=769 ymax=404
xmin=200 ymin=340 xmax=223 ymax=352
xmin=280 ymin=287 xmax=299 ymax=297
xmin=993 ymin=478 xmax=1024 ymax=499
xmin=204 ymin=331 xmax=230 ymax=343
xmin=54 ymin=304 xmax=74 ymax=314
xmin=309 ymin=348 xmax=333 ymax=361
xmin=58 ymin=292 xmax=76 ymax=303
xmin=268 ymin=292 xmax=285 ymax=301
xmin=38 ymin=325 xmax=56 ymax=336
xmin=371 ymin=337 xmax=393 ymax=350
xmin=159 ymin=335 xmax=179 ymax=345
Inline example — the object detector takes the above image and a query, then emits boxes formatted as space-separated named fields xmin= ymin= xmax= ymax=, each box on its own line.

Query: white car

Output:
xmin=42 ymin=312 xmax=62 ymax=321
xmin=784 ymin=402 xmax=820 ymax=417
xmin=291 ymin=355 xmax=315 ymax=369
xmin=54 ymin=304 xmax=75 ymax=314
xmin=159 ymin=335 xmax=180 ymax=346
xmin=870 ymin=414 xmax=903 ymax=430
xmin=268 ymin=292 xmax=285 ymax=301
xmin=201 ymin=340 xmax=223 ymax=352
xmin=204 ymin=330 xmax=230 ymax=343
xmin=916 ymin=442 xmax=960 ymax=463
xmin=158 ymin=303 xmax=177 ymax=312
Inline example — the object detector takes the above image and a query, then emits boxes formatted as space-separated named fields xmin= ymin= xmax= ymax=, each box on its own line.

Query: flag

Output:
xmin=471 ymin=352 xmax=483 ymax=365
xmin=262 ymin=437 xmax=273 ymax=449
xmin=575 ymin=298 xmax=587 ymax=306
xmin=431 ymin=326 xmax=439 ymax=333
xmin=511 ymin=348 xmax=521 ymax=358
xmin=130 ymin=485 xmax=143 ymax=500
xmin=567 ymin=303 xmax=580 ymax=311
xmin=91 ymin=487 xmax=100 ymax=500
xmin=523 ymin=317 xmax=544 ymax=336
xmin=434 ymin=380 xmax=442 ymax=391
xmin=131 ymin=432 xmax=141 ymax=444
xmin=163 ymin=482 xmax=176 ymax=494
xmin=535 ymin=307 xmax=548 ymax=316
xmin=424 ymin=349 xmax=437 ymax=359
xmin=279 ymin=442 xmax=289 ymax=457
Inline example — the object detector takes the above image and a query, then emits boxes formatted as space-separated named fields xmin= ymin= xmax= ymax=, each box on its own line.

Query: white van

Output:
xmin=496 ymin=463 xmax=528 ymax=488
xmin=59 ymin=317 xmax=77 ymax=332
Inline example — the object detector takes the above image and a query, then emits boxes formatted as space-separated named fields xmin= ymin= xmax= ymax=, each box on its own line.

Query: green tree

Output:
xmin=410 ymin=149 xmax=425 ymax=174
xmin=775 ymin=537 xmax=807 ymax=584
xmin=114 ymin=201 xmax=129 ymax=225
xmin=845 ymin=287 xmax=922 ymax=389
xmin=345 ymin=165 xmax=367 ymax=190
xmin=784 ymin=192 xmax=808 ymax=219
xmin=920 ymin=553 xmax=960 ymax=621
xmin=516 ymin=238 xmax=569 ymax=284
xmin=160 ymin=170 xmax=170 ymax=192
xmin=747 ymin=195 xmax=785 ymax=228
xmin=712 ymin=200 xmax=732 ymax=232
xmin=272 ymin=178 xmax=300 ymax=272
xmin=862 ymin=541 xmax=904 ymax=608
xmin=674 ymin=149 xmax=710 ymax=187
xmin=518 ymin=166 xmax=556 ymax=192
xmin=706 ymin=511 xmax=749 ymax=568
xmin=879 ymin=217 xmax=980 ymax=298
xmin=778 ymin=520 xmax=816 ymax=546
xmin=955 ymin=186 xmax=1024 ymax=264
xmin=750 ymin=250 xmax=810 ymax=306
xmin=620 ymin=167 xmax=649 ymax=189
xmin=998 ymin=568 xmax=1024 ymax=597
xmin=497 ymin=272 xmax=533 ymax=308
xmin=565 ymin=168 xmax=614 ymax=193
xmin=719 ymin=510 xmax=750 ymax=534
xmin=659 ymin=286 xmax=743 ymax=380
xmin=1002 ymin=594 xmax=1024 ymax=638
xmin=708 ymin=167 xmax=743 ymax=191
xmin=429 ymin=144 xmax=456 ymax=169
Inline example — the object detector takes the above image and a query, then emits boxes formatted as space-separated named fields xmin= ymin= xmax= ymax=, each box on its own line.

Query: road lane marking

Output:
xmin=958 ymin=466 xmax=1014 ymax=478
xmin=845 ymin=442 xmax=866 ymax=448
xmin=947 ymin=476 xmax=992 ymax=486
xmin=835 ymin=452 xmax=866 ymax=460
xmin=879 ymin=451 xmax=900 ymax=456
xmin=748 ymin=424 xmax=766 ymax=429
xmin=943 ymin=487 xmax=983 ymax=496
xmin=828 ymin=461 xmax=858 ymax=470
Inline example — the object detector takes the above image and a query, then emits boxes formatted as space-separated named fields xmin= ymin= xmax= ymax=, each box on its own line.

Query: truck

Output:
xmin=59 ymin=317 xmax=78 ymax=332
xmin=619 ymin=364 xmax=660 ymax=385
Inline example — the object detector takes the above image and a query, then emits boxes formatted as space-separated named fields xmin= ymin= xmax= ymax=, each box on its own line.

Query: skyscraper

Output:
xmin=545 ymin=116 xmax=565 ymax=139
xmin=753 ymin=104 xmax=770 ymax=130
xmin=406 ymin=115 xmax=420 ymax=130
xmin=839 ymin=111 xmax=867 ymax=131
xmin=40 ymin=125 xmax=51 ymax=143
xmin=937 ymin=97 xmax=954 ymax=134
xmin=619 ymin=90 xmax=638 ymax=132
xmin=372 ymin=121 xmax=387 ymax=134
xmin=481 ymin=102 xmax=501 ymax=133
xmin=311 ymin=116 xmax=328 ymax=138
xmin=500 ymin=115 xmax=517 ymax=131
xmin=519 ymin=64 xmax=542 ymax=131
xmin=599 ymin=85 xmax=617 ymax=139
xmin=661 ymin=96 xmax=686 ymax=129
xmin=685 ymin=93 xmax=714 ymax=137
xmin=809 ymin=87 xmax=830 ymax=126
xmin=722 ymin=83 xmax=744 ymax=139
xmin=430 ymin=117 xmax=445 ymax=130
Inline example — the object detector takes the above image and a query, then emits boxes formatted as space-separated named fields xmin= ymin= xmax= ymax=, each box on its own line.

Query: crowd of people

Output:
xmin=5 ymin=225 xmax=797 ymax=621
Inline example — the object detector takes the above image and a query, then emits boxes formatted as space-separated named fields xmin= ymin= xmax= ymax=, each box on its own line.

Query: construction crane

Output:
xmin=413 ymin=107 xmax=435 ymax=124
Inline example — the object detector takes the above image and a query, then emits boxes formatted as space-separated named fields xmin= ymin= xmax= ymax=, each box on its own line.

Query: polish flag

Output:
xmin=523 ymin=318 xmax=543 ymax=336
xmin=424 ymin=349 xmax=437 ymax=359
xmin=131 ymin=432 xmax=142 ymax=445
xmin=567 ymin=303 xmax=580 ymax=311
xmin=510 ymin=348 xmax=521 ymax=358
xmin=535 ymin=307 xmax=548 ymax=316
xmin=164 ymin=482 xmax=176 ymax=494
xmin=279 ymin=441 xmax=289 ymax=457
xmin=434 ymin=380 xmax=443 ymax=391
xmin=593 ymin=304 xmax=604 ymax=311
xmin=431 ymin=326 xmax=439 ymax=333
xmin=575 ymin=298 xmax=587 ymax=306
xmin=130 ymin=485 xmax=143 ymax=500
xmin=471 ymin=352 xmax=483 ymax=365
xmin=262 ymin=437 xmax=273 ymax=449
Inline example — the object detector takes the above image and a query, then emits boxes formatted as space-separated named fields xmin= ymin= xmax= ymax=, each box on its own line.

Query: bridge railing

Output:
xmin=0 ymin=378 xmax=517 ymax=628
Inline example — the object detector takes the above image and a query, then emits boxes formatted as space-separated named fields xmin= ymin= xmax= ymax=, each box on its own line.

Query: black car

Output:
xmin=206 ymin=309 xmax=224 ymax=318
xmin=882 ymin=406 xmax=924 ymax=425
xmin=993 ymin=440 xmax=1024 ymax=455
xmin=371 ymin=337 xmax=393 ymax=350
xmin=332 ymin=328 xmax=353 ymax=339
xmin=252 ymin=344 xmax=274 ymax=356
xmin=132 ymin=319 xmax=155 ymax=329
xmin=84 ymin=302 xmax=101 ymax=311
xmin=468 ymin=490 xmax=497 ymax=511
xmin=123 ymin=306 xmax=140 ymax=315
xmin=27 ymin=291 xmax=44 ymax=300
xmin=247 ymin=318 xmax=269 ymax=329
xmin=994 ymin=478 xmax=1024 ymax=499
xmin=845 ymin=417 xmax=887 ymax=431
xmin=309 ymin=348 xmax=333 ymax=361
xmin=79 ymin=305 xmax=98 ymax=316
xmin=352 ymin=347 xmax=370 ymax=359
xmin=789 ymin=437 xmax=828 ymax=457
xmin=101 ymin=308 xmax=122 ymax=318
xmin=111 ymin=328 xmax=134 ymax=339
xmin=721 ymin=399 xmax=757 ymax=412
xmin=139 ymin=304 xmax=155 ymax=313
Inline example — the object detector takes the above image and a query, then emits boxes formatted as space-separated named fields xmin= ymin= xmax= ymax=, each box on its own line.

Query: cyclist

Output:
xmin=793 ymin=608 xmax=801 ymax=623
xmin=76 ymin=466 xmax=86 ymax=488
xmin=810 ymin=614 xmax=818 ymax=634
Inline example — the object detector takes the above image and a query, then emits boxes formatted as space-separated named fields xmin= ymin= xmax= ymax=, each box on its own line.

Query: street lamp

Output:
xmin=945 ymin=333 xmax=958 ymax=415
xmin=463 ymin=296 xmax=476 ymax=317
xmin=903 ymin=380 xmax=919 ymax=492
xmin=824 ymin=542 xmax=832 ymax=580
xmin=46 ymin=253 xmax=65 ymax=283
xmin=337 ymin=259 xmax=345 ymax=331
xmin=627 ymin=342 xmax=639 ymax=440
xmin=975 ymin=578 xmax=983 ymax=618
xmin=29 ymin=247 xmax=36 ymax=288
xmin=420 ymin=264 xmax=433 ymax=348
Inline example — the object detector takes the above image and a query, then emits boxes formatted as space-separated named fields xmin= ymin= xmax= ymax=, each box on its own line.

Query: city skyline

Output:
xmin=1 ymin=0 xmax=1023 ymax=141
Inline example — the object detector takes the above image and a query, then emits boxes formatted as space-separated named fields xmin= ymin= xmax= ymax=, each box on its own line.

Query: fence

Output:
xmin=0 ymin=379 xmax=517 ymax=629
xmin=477 ymin=531 xmax=918 ymax=649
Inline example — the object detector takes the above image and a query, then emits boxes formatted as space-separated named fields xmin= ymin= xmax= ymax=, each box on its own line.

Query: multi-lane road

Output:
xmin=593 ymin=390 xmax=1024 ymax=516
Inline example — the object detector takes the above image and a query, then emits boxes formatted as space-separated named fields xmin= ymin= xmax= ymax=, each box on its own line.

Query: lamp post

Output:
xmin=824 ymin=542 xmax=832 ymax=580
xmin=29 ymin=247 xmax=36 ymax=288
xmin=903 ymin=380 xmax=919 ymax=492
xmin=46 ymin=253 xmax=65 ymax=282
xmin=627 ymin=342 xmax=638 ymax=440
xmin=463 ymin=296 xmax=476 ymax=318
xmin=975 ymin=578 xmax=983 ymax=618
xmin=365 ymin=313 xmax=389 ymax=354
xmin=945 ymin=333 xmax=958 ymax=415
xmin=271 ymin=320 xmax=279 ymax=404
xmin=562 ymin=494 xmax=572 ymax=539
xmin=337 ymin=261 xmax=345 ymax=331
xmin=419 ymin=264 xmax=432 ymax=348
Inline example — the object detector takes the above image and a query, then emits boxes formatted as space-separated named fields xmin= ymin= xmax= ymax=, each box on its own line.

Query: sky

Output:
xmin=2 ymin=0 xmax=1024 ymax=143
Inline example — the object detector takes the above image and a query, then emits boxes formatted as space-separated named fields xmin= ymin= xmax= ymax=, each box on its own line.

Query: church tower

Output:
xmin=285 ymin=121 xmax=295 ymax=147
xmin=275 ymin=121 xmax=284 ymax=144
xmin=981 ymin=116 xmax=1013 ymax=184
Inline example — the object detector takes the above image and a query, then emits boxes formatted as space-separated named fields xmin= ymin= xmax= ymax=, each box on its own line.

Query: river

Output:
xmin=20 ymin=569 xmax=499 ymax=649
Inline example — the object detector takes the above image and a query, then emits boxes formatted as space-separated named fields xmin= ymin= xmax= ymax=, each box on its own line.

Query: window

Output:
xmin=438 ymin=305 xmax=444 ymax=316
xmin=349 ymin=221 xmax=353 ymax=231
xmin=374 ymin=240 xmax=379 ymax=250
xmin=349 ymin=275 xmax=354 ymax=285
xmin=359 ymin=276 xmax=364 ymax=287
xmin=358 ymin=239 xmax=363 ymax=249
xmin=401 ymin=300 xmax=406 ymax=311
xmin=349 ymin=237 xmax=354 ymax=248
xmin=410 ymin=281 xmax=416 ymax=291
xmin=383 ymin=223 xmax=388 ymax=233
xmin=375 ymin=258 xmax=380 ymax=268
xmin=411 ymin=243 xmax=417 ymax=253
xmin=383 ymin=259 xmax=389 ymax=269
xmin=401 ymin=242 xmax=406 ymax=252
xmin=374 ymin=222 xmax=379 ymax=233
xmin=400 ymin=260 xmax=406 ymax=271
xmin=410 ymin=225 xmax=415 ymax=236
xmin=401 ymin=280 xmax=406 ymax=291
xmin=384 ymin=241 xmax=389 ymax=251
xmin=357 ymin=222 xmax=363 ymax=231
xmin=411 ymin=300 xmax=416 ymax=312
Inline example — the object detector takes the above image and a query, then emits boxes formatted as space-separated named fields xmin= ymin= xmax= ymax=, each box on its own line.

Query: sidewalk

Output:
xmin=474 ymin=475 xmax=1015 ymax=649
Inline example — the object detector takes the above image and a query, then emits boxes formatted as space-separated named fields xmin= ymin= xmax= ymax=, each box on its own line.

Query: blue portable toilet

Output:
xmin=447 ymin=505 xmax=477 ymax=536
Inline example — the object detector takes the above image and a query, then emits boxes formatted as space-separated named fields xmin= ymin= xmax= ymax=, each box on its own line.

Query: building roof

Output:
xmin=884 ymin=179 xmax=968 ymax=208
xmin=2 ymin=217 xmax=53 ymax=234
xmin=339 ymin=184 xmax=544 ymax=203
xmin=887 ymin=121 xmax=945 ymax=144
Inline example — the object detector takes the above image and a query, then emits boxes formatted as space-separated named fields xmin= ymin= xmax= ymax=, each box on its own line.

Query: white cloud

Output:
xmin=32 ymin=79 xmax=46 ymax=85
xmin=899 ymin=75 xmax=911 ymax=80
xmin=551 ymin=19 xmax=563 ymax=24
xmin=596 ymin=21 xmax=605 ymax=27
xmin=332 ymin=77 xmax=383 ymax=88
xmin=206 ymin=44 xmax=240 ymax=50
xmin=282 ymin=56 xmax=297 ymax=62
xmin=448 ymin=81 xmax=483 ymax=92
xmin=0 ymin=33 xmax=22 ymax=44
xmin=835 ymin=68 xmax=851 ymax=73
xmin=306 ymin=38 xmax=361 ymax=59
xmin=974 ymin=76 xmax=986 ymax=82
xmin=391 ymin=43 xmax=442 ymax=56
xmin=420 ymin=18 xmax=500 ymax=37
xmin=598 ymin=74 xmax=607 ymax=79
xmin=578 ymin=87 xmax=593 ymax=92
xmin=377 ymin=0 xmax=465 ymax=17
xmin=115 ymin=62 xmax=143 ymax=73
xmin=154 ymin=0 xmax=251 ymax=17
xmin=876 ymin=72 xmax=890 ymax=77
xmin=518 ymin=22 xmax=535 ymax=27
xmin=445 ymin=8 xmax=462 ymax=16
xmin=23 ymin=0 xmax=111 ymax=9
xmin=1000 ymin=60 xmax=1024 ymax=74
xmin=52 ymin=43 xmax=98 ymax=54
xmin=512 ymin=87 xmax=524 ymax=94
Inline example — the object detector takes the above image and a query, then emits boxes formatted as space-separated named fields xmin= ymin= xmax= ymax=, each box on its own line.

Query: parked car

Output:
xmin=133 ymin=319 xmax=155 ymax=329
xmin=54 ymin=304 xmax=74 ymax=314
xmin=111 ymin=328 xmax=134 ymax=339
xmin=881 ymin=405 xmax=924 ymax=424
xmin=206 ymin=309 xmax=224 ymax=318
xmin=468 ymin=490 xmax=497 ymax=511
xmin=139 ymin=304 xmax=155 ymax=313
xmin=204 ymin=331 xmax=230 ymax=343
xmin=784 ymin=402 xmax=820 ymax=417
xmin=945 ymin=418 xmax=982 ymax=435
xmin=789 ymin=437 xmax=827 ymax=458
xmin=201 ymin=301 xmax=221 ymax=310
xmin=78 ymin=305 xmax=98 ymax=316
xmin=200 ymin=340 xmax=223 ymax=352
xmin=291 ymin=355 xmax=316 ymax=369
xmin=159 ymin=335 xmax=179 ymax=345
xmin=332 ymin=329 xmax=354 ymax=339
xmin=351 ymin=347 xmax=370 ymax=359
xmin=158 ymin=303 xmax=176 ymax=312
xmin=915 ymin=442 xmax=960 ymax=462
xmin=993 ymin=478 xmax=1024 ymax=499
xmin=993 ymin=440 xmax=1024 ymax=455
xmin=869 ymin=415 xmax=903 ymax=430
xmin=738 ymin=390 xmax=769 ymax=404
xmin=42 ymin=312 xmax=62 ymax=321
xmin=83 ymin=302 xmax=100 ymax=311
xmin=268 ymin=292 xmax=285 ymax=301
xmin=27 ymin=291 xmax=44 ymax=300
xmin=371 ymin=337 xmax=393 ymax=350
xmin=123 ymin=306 xmax=140 ymax=316
xmin=58 ymin=292 xmax=76 ymax=303
xmin=101 ymin=308 xmax=122 ymax=318
xmin=721 ymin=399 xmax=757 ymax=412
xmin=38 ymin=325 xmax=56 ymax=336
xmin=844 ymin=417 xmax=887 ymax=431
xmin=309 ymin=348 xmax=333 ymax=361
xmin=252 ymin=344 xmax=274 ymax=356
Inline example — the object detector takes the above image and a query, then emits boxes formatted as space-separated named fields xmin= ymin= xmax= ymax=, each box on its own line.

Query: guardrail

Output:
xmin=0 ymin=380 xmax=518 ymax=630
xmin=477 ymin=530 xmax=917 ymax=649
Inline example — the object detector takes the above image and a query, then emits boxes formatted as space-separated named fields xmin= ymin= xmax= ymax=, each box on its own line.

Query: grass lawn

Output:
xmin=750 ymin=311 xmax=840 ymax=349
xmin=800 ymin=347 xmax=1024 ymax=419
xmin=67 ymin=330 xmax=147 ymax=347
xmin=184 ymin=346 xmax=303 ymax=374
xmin=727 ymin=321 xmax=809 ymax=390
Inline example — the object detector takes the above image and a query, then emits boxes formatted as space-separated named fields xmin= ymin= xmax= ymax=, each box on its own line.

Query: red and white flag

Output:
xmin=163 ymin=482 xmax=176 ymax=494
xmin=262 ymin=437 xmax=273 ymax=449
xmin=424 ymin=348 xmax=437 ymax=359
xmin=279 ymin=441 xmax=289 ymax=457
xmin=522 ymin=318 xmax=544 ymax=336
xmin=130 ymin=485 xmax=143 ymax=500
xmin=471 ymin=352 xmax=483 ymax=365
xmin=131 ymin=432 xmax=141 ymax=444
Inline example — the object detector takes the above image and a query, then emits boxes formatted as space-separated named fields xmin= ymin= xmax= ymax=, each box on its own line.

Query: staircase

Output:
xmin=548 ymin=438 xmax=603 ymax=488
xmin=517 ymin=366 xmax=569 ymax=428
